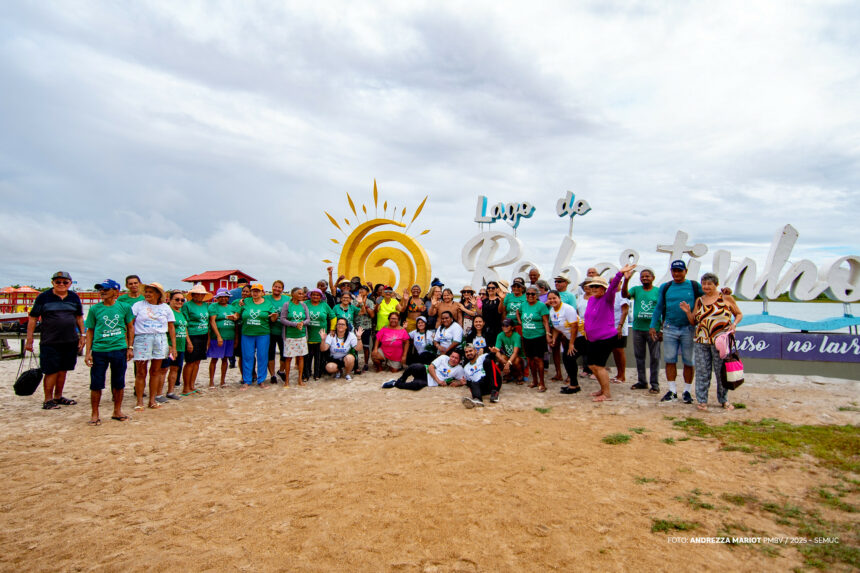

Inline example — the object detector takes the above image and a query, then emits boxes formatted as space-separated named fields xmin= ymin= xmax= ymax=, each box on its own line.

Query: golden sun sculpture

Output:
xmin=322 ymin=180 xmax=432 ymax=293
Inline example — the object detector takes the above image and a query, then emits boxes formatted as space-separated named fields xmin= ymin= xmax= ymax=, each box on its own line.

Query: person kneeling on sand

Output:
xmin=490 ymin=319 xmax=524 ymax=384
xmin=381 ymin=348 xmax=465 ymax=390
xmin=461 ymin=344 xmax=501 ymax=408
xmin=84 ymin=279 xmax=134 ymax=424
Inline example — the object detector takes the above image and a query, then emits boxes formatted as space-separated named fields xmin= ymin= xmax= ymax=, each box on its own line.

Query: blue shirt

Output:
xmin=650 ymin=280 xmax=698 ymax=330
xmin=228 ymin=286 xmax=245 ymax=303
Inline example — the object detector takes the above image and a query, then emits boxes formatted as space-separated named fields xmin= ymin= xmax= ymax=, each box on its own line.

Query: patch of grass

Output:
xmin=651 ymin=517 xmax=700 ymax=533
xmin=677 ymin=467 xmax=693 ymax=473
xmin=761 ymin=502 xmax=805 ymax=520
xmin=534 ymin=407 xmax=552 ymax=414
xmin=662 ymin=437 xmax=676 ymax=445
xmin=635 ymin=476 xmax=657 ymax=484
xmin=816 ymin=488 xmax=857 ymax=513
xmin=720 ymin=493 xmax=758 ymax=507
xmin=629 ymin=427 xmax=647 ymax=434
xmin=721 ymin=445 xmax=754 ymax=453
xmin=838 ymin=405 xmax=860 ymax=412
xmin=672 ymin=417 xmax=860 ymax=472
xmin=676 ymin=489 xmax=714 ymax=511
xmin=757 ymin=545 xmax=781 ymax=558
xmin=601 ymin=433 xmax=631 ymax=445
xmin=677 ymin=437 xmax=690 ymax=442
xmin=663 ymin=415 xmax=676 ymax=421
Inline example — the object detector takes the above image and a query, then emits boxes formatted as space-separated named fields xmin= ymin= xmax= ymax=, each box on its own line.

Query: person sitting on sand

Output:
xmin=460 ymin=343 xmax=501 ymax=408
xmin=372 ymin=312 xmax=410 ymax=372
xmin=130 ymin=282 xmax=176 ymax=410
xmin=319 ymin=318 xmax=364 ymax=381
xmin=583 ymin=264 xmax=636 ymax=402
xmin=84 ymin=279 xmax=134 ymax=425
xmin=407 ymin=316 xmax=436 ymax=365
xmin=381 ymin=348 xmax=466 ymax=390
xmin=433 ymin=311 xmax=464 ymax=355
xmin=490 ymin=319 xmax=524 ymax=383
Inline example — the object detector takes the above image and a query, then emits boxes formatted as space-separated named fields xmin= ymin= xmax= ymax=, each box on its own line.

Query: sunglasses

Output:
xmin=53 ymin=280 xmax=71 ymax=285
xmin=461 ymin=290 xmax=474 ymax=294
xmin=526 ymin=292 xmax=538 ymax=296
xmin=487 ymin=286 xmax=496 ymax=290
xmin=173 ymin=297 xmax=186 ymax=302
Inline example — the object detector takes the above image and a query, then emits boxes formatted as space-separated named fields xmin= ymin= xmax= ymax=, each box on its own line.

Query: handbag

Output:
xmin=14 ymin=351 xmax=43 ymax=396
xmin=720 ymin=333 xmax=744 ymax=390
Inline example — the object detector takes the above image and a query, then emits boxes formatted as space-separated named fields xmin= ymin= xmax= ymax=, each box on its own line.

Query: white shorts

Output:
xmin=134 ymin=333 xmax=168 ymax=361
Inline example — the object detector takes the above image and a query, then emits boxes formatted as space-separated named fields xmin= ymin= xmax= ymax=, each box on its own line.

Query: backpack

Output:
xmin=658 ymin=279 xmax=703 ymax=319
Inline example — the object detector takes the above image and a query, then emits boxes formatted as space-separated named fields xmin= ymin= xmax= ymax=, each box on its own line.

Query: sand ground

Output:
xmin=0 ymin=354 xmax=857 ymax=572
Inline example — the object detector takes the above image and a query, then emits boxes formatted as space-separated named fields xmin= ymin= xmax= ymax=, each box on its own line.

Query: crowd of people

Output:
xmin=24 ymin=261 xmax=743 ymax=423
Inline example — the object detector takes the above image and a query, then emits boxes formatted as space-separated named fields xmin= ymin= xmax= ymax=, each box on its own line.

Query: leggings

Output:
xmin=559 ymin=338 xmax=578 ymax=383
xmin=469 ymin=358 xmax=502 ymax=400
xmin=394 ymin=363 xmax=429 ymax=391
xmin=303 ymin=342 xmax=322 ymax=379
xmin=574 ymin=336 xmax=591 ymax=375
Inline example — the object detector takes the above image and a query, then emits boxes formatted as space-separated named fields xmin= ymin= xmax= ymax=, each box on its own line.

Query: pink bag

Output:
xmin=715 ymin=331 xmax=732 ymax=359
xmin=719 ymin=334 xmax=745 ymax=390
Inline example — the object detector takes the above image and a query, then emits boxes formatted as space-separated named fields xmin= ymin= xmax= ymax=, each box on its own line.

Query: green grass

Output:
xmin=663 ymin=415 xmax=676 ymax=421
xmin=838 ymin=405 xmax=860 ymax=412
xmin=628 ymin=427 xmax=647 ymax=434
xmin=534 ymin=407 xmax=552 ymax=414
xmin=676 ymin=490 xmax=714 ymax=510
xmin=635 ymin=476 xmax=657 ymax=484
xmin=720 ymin=493 xmax=758 ymax=507
xmin=672 ymin=417 xmax=860 ymax=472
xmin=601 ymin=433 xmax=631 ymax=445
xmin=816 ymin=487 xmax=857 ymax=513
xmin=733 ymin=403 xmax=747 ymax=409
xmin=651 ymin=517 xmax=700 ymax=533
xmin=662 ymin=437 xmax=676 ymax=445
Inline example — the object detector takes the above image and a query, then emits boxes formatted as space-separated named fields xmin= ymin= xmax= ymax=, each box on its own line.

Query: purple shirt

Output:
xmin=584 ymin=272 xmax=623 ymax=341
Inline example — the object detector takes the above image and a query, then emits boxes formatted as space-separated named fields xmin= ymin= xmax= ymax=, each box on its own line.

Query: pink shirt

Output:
xmin=377 ymin=327 xmax=410 ymax=361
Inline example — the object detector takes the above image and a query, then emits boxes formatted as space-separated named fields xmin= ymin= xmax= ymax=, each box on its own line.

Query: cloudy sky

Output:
xmin=1 ymin=0 xmax=858 ymax=291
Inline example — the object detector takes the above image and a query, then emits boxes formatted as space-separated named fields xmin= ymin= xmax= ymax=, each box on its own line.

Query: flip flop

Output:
xmin=55 ymin=397 xmax=77 ymax=405
xmin=148 ymin=404 xmax=161 ymax=409
xmin=538 ymin=386 xmax=547 ymax=393
xmin=87 ymin=419 xmax=101 ymax=426
xmin=133 ymin=405 xmax=144 ymax=411
xmin=111 ymin=415 xmax=130 ymax=422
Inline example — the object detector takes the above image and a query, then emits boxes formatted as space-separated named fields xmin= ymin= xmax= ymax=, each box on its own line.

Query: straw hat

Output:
xmin=144 ymin=282 xmax=166 ymax=302
xmin=186 ymin=283 xmax=213 ymax=301
xmin=584 ymin=276 xmax=609 ymax=289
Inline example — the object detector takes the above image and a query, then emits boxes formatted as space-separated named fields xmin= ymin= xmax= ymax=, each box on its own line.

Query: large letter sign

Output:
xmin=474 ymin=196 xmax=535 ymax=229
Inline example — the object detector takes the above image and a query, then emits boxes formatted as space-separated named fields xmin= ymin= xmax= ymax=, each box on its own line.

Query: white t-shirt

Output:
xmin=428 ymin=355 xmax=465 ymax=387
xmin=549 ymin=303 xmax=580 ymax=340
xmin=614 ymin=293 xmax=631 ymax=336
xmin=575 ymin=297 xmax=589 ymax=338
xmin=434 ymin=322 xmax=464 ymax=350
xmin=325 ymin=332 xmax=358 ymax=360
xmin=410 ymin=329 xmax=435 ymax=354
xmin=131 ymin=301 xmax=175 ymax=335
xmin=469 ymin=334 xmax=488 ymax=353
xmin=463 ymin=353 xmax=489 ymax=383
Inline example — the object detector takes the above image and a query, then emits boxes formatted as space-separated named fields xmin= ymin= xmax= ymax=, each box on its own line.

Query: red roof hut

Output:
xmin=181 ymin=270 xmax=256 ymax=295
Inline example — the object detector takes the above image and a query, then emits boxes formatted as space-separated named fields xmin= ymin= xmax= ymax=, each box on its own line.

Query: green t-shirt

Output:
xmin=306 ymin=301 xmax=335 ymax=343
xmin=209 ymin=302 xmax=236 ymax=340
xmin=559 ymin=291 xmax=577 ymax=307
xmin=283 ymin=302 xmax=308 ymax=339
xmin=172 ymin=309 xmax=188 ymax=352
xmin=182 ymin=301 xmax=211 ymax=336
xmin=503 ymin=293 xmax=526 ymax=325
xmin=333 ymin=303 xmax=359 ymax=326
xmin=495 ymin=331 xmax=522 ymax=356
xmin=265 ymin=295 xmax=288 ymax=335
xmin=239 ymin=299 xmax=276 ymax=337
xmin=629 ymin=285 xmax=661 ymax=332
xmin=117 ymin=294 xmax=144 ymax=306
xmin=520 ymin=301 xmax=549 ymax=339
xmin=84 ymin=302 xmax=133 ymax=352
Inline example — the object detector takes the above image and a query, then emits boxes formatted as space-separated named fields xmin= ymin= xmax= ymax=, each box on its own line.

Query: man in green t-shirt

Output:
xmin=117 ymin=274 xmax=145 ymax=378
xmin=490 ymin=319 xmax=524 ymax=382
xmin=622 ymin=268 xmax=661 ymax=393
xmin=84 ymin=279 xmax=134 ymax=425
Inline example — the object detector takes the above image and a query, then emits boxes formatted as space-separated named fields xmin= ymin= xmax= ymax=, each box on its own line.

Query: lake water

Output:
xmin=735 ymin=301 xmax=857 ymax=333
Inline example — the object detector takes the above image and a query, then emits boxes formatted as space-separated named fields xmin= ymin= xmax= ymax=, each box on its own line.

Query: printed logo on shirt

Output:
xmin=638 ymin=300 xmax=656 ymax=318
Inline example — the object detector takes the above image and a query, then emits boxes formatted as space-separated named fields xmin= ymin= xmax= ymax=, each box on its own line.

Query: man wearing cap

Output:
xmin=649 ymin=260 xmax=704 ymax=403
xmin=84 ymin=279 xmax=134 ymax=424
xmin=26 ymin=271 xmax=85 ymax=410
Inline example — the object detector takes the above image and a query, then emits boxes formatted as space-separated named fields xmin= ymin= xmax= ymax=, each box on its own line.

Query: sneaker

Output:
xmin=560 ymin=386 xmax=581 ymax=395
xmin=630 ymin=382 xmax=648 ymax=390
xmin=270 ymin=376 xmax=278 ymax=384
xmin=682 ymin=391 xmax=693 ymax=404
xmin=660 ymin=391 xmax=678 ymax=402
xmin=166 ymin=393 xmax=181 ymax=400
xmin=381 ymin=381 xmax=396 ymax=389
xmin=155 ymin=395 xmax=168 ymax=404
xmin=335 ymin=372 xmax=342 ymax=379
xmin=277 ymin=370 xmax=286 ymax=382
xmin=344 ymin=374 xmax=352 ymax=381
xmin=490 ymin=392 xmax=499 ymax=403
xmin=462 ymin=397 xmax=476 ymax=409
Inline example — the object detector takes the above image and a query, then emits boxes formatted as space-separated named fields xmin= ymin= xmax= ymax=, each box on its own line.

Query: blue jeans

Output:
xmin=241 ymin=334 xmax=270 ymax=384
xmin=662 ymin=323 xmax=694 ymax=366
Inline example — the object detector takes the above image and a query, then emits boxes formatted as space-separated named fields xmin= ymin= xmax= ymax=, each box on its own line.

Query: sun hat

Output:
xmin=584 ymin=276 xmax=609 ymax=289
xmin=460 ymin=285 xmax=474 ymax=293
xmin=186 ymin=283 xmax=213 ymax=301
xmin=670 ymin=260 xmax=687 ymax=271
xmin=94 ymin=279 xmax=121 ymax=291
xmin=554 ymin=274 xmax=571 ymax=283
xmin=306 ymin=288 xmax=323 ymax=297
xmin=145 ymin=282 xmax=166 ymax=297
xmin=213 ymin=288 xmax=230 ymax=299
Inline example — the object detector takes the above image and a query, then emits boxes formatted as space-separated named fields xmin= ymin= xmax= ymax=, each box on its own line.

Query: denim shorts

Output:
xmin=662 ymin=323 xmax=694 ymax=366
xmin=133 ymin=333 xmax=168 ymax=361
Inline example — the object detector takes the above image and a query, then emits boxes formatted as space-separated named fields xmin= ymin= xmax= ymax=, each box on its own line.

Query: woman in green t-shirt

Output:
xmin=207 ymin=288 xmax=235 ymax=389
xmin=303 ymin=289 xmax=335 ymax=381
xmin=278 ymin=287 xmax=310 ymax=387
xmin=265 ymin=280 xmax=288 ymax=384
xmin=181 ymin=284 xmax=212 ymax=393
xmin=228 ymin=283 xmax=277 ymax=388
xmin=521 ymin=285 xmax=551 ymax=392
xmin=164 ymin=291 xmax=192 ymax=398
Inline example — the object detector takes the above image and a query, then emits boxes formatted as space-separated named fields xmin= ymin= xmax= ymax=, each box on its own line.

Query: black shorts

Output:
xmin=162 ymin=351 xmax=185 ymax=371
xmin=185 ymin=334 xmax=208 ymax=363
xmin=587 ymin=337 xmax=616 ymax=367
xmin=615 ymin=335 xmax=628 ymax=349
xmin=40 ymin=342 xmax=78 ymax=375
xmin=361 ymin=328 xmax=373 ymax=347
xmin=90 ymin=349 xmax=127 ymax=391
xmin=327 ymin=356 xmax=347 ymax=370
xmin=522 ymin=336 xmax=547 ymax=359
xmin=268 ymin=335 xmax=284 ymax=361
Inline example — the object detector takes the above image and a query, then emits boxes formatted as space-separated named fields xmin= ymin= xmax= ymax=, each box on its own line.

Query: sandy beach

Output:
xmin=0 ymin=354 xmax=857 ymax=572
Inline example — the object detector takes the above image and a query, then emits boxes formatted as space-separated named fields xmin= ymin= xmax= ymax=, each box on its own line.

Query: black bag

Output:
xmin=14 ymin=352 xmax=43 ymax=396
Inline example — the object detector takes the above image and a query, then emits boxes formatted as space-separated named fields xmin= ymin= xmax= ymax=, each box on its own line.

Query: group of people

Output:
xmin=24 ymin=260 xmax=743 ymax=423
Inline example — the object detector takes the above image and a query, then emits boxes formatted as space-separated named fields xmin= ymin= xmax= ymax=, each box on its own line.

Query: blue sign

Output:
xmin=474 ymin=196 xmax=535 ymax=229
xmin=734 ymin=331 xmax=860 ymax=363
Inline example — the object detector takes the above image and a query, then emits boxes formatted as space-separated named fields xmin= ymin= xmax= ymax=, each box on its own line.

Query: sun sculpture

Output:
xmin=322 ymin=180 xmax=432 ymax=293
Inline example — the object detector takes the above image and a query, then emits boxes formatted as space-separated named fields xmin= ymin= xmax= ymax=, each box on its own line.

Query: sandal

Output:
xmin=111 ymin=415 xmax=130 ymax=422
xmin=87 ymin=419 xmax=101 ymax=426
xmin=42 ymin=400 xmax=60 ymax=410
xmin=696 ymin=403 xmax=708 ymax=411
xmin=134 ymin=405 xmax=144 ymax=411
xmin=148 ymin=404 xmax=161 ymax=409
xmin=55 ymin=397 xmax=77 ymax=406
xmin=538 ymin=385 xmax=547 ymax=393
xmin=722 ymin=403 xmax=735 ymax=411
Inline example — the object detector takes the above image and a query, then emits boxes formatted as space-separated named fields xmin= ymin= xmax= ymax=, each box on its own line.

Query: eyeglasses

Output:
xmin=173 ymin=298 xmax=186 ymax=302
xmin=53 ymin=280 xmax=71 ymax=285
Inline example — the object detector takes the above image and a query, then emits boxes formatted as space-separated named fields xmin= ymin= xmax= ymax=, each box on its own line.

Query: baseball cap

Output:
xmin=501 ymin=318 xmax=514 ymax=327
xmin=52 ymin=271 xmax=72 ymax=281
xmin=94 ymin=279 xmax=121 ymax=291
xmin=512 ymin=277 xmax=526 ymax=286
xmin=670 ymin=260 xmax=687 ymax=271
xmin=250 ymin=283 xmax=265 ymax=291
